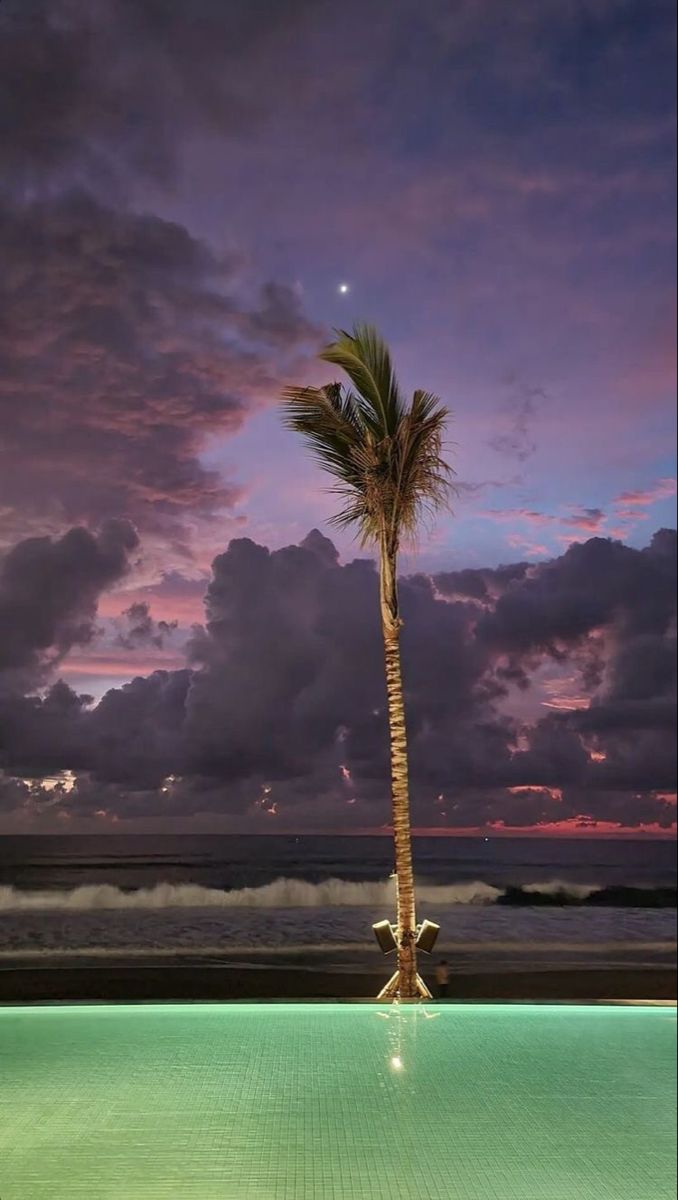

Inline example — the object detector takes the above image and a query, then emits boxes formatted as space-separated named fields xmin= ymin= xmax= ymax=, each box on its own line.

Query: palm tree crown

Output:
xmin=282 ymin=324 xmax=451 ymax=555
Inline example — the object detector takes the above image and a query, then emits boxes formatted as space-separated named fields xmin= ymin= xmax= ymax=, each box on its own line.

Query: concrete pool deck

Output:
xmin=0 ymin=962 xmax=675 ymax=1004
xmin=0 ymin=1003 xmax=676 ymax=1199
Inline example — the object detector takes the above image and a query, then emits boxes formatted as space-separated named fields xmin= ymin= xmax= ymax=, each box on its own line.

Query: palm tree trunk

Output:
xmin=379 ymin=541 xmax=418 ymax=998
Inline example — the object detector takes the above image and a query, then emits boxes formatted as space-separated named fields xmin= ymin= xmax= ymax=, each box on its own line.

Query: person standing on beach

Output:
xmin=434 ymin=960 xmax=450 ymax=999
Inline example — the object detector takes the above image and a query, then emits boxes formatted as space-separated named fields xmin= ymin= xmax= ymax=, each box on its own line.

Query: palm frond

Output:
xmin=391 ymin=392 xmax=452 ymax=543
xmin=281 ymin=384 xmax=363 ymax=486
xmin=281 ymin=329 xmax=453 ymax=550
xmin=320 ymin=324 xmax=404 ymax=436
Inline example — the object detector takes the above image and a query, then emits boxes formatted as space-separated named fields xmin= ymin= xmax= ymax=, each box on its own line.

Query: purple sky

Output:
xmin=0 ymin=0 xmax=675 ymax=833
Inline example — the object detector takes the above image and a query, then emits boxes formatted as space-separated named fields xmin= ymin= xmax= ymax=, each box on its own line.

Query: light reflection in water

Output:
xmin=376 ymin=1001 xmax=441 ymax=1077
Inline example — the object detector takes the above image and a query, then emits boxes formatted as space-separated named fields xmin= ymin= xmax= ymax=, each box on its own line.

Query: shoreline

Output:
xmin=1 ymin=963 xmax=675 ymax=1004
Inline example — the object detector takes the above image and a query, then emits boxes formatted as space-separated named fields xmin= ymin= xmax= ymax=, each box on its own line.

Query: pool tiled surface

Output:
xmin=0 ymin=1003 xmax=675 ymax=1199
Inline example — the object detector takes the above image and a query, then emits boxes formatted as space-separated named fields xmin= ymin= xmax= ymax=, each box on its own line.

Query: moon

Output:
xmin=338 ymin=283 xmax=350 ymax=294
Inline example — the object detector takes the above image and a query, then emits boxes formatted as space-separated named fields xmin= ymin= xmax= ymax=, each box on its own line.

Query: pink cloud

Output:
xmin=482 ymin=508 xmax=554 ymax=526
xmin=561 ymin=507 xmax=606 ymax=532
xmin=614 ymin=478 xmax=676 ymax=508
xmin=541 ymin=675 xmax=591 ymax=711
xmin=59 ymin=651 xmax=185 ymax=679
xmin=506 ymin=533 xmax=549 ymax=557
xmin=98 ymin=576 xmax=207 ymax=625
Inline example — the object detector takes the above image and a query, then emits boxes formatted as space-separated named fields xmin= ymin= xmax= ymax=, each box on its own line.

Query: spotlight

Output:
xmin=372 ymin=920 xmax=397 ymax=954
xmin=415 ymin=919 xmax=440 ymax=954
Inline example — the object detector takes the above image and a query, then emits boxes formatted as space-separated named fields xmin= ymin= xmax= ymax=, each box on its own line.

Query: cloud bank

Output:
xmin=0 ymin=528 xmax=675 ymax=832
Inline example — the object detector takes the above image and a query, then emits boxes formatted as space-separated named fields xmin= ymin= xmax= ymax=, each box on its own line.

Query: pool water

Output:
xmin=0 ymin=1004 xmax=675 ymax=1199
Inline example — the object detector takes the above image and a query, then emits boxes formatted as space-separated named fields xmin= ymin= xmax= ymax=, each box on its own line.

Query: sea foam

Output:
xmin=0 ymin=877 xmax=607 ymax=912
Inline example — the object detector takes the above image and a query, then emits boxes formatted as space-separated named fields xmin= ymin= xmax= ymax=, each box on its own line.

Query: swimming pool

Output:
xmin=0 ymin=1003 xmax=675 ymax=1199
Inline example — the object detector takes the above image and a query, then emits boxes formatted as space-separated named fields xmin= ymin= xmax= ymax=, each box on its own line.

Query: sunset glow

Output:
xmin=0 ymin=0 xmax=674 ymax=837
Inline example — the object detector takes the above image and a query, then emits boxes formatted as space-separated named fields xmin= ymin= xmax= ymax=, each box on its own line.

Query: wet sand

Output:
xmin=1 ymin=964 xmax=675 ymax=1004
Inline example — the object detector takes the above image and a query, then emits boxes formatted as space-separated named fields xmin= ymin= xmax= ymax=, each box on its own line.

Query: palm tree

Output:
xmin=282 ymin=324 xmax=452 ymax=998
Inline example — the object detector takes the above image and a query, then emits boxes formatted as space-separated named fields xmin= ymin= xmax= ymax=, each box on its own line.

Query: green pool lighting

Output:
xmin=0 ymin=1003 xmax=675 ymax=1199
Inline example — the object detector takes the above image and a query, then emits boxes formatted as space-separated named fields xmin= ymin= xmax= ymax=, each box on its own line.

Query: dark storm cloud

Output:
xmin=0 ymin=520 xmax=138 ymax=691
xmin=476 ymin=530 xmax=677 ymax=653
xmin=0 ymin=529 xmax=674 ymax=830
xmin=0 ymin=0 xmax=319 ymax=183
xmin=0 ymin=0 xmax=322 ymax=553
xmin=0 ymin=192 xmax=320 ymax=545
xmin=0 ymin=773 xmax=30 ymax=816
xmin=434 ymin=562 xmax=529 ymax=603
xmin=117 ymin=603 xmax=178 ymax=651
xmin=0 ymin=681 xmax=93 ymax=781
xmin=4 ymin=0 xmax=671 ymax=175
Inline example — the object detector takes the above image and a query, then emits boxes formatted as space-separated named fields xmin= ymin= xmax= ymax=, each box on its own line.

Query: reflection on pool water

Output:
xmin=0 ymin=1003 xmax=675 ymax=1199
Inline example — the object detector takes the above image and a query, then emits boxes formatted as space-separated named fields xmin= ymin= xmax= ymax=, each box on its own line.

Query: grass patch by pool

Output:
xmin=0 ymin=1003 xmax=675 ymax=1199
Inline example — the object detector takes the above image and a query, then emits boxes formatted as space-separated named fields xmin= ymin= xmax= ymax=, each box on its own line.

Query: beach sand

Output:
xmin=1 ymin=964 xmax=675 ymax=1004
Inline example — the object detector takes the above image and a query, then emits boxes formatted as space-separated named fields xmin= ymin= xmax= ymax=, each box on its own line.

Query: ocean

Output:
xmin=0 ymin=834 xmax=675 ymax=975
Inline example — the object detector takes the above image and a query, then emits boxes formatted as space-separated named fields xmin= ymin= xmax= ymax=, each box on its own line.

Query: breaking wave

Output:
xmin=0 ymin=877 xmax=674 ymax=913
xmin=8 ymin=875 xmax=677 ymax=913
xmin=0 ymin=878 xmax=502 ymax=911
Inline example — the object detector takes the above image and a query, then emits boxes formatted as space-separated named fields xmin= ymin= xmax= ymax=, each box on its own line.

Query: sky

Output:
xmin=0 ymin=0 xmax=676 ymax=835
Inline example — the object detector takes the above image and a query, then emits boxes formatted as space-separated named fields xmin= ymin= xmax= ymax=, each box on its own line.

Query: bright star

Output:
xmin=338 ymin=283 xmax=349 ymax=294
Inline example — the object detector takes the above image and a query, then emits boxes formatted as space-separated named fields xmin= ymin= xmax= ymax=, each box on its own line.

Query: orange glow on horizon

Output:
xmin=508 ymin=784 xmax=563 ymax=802
xmin=366 ymin=822 xmax=676 ymax=839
